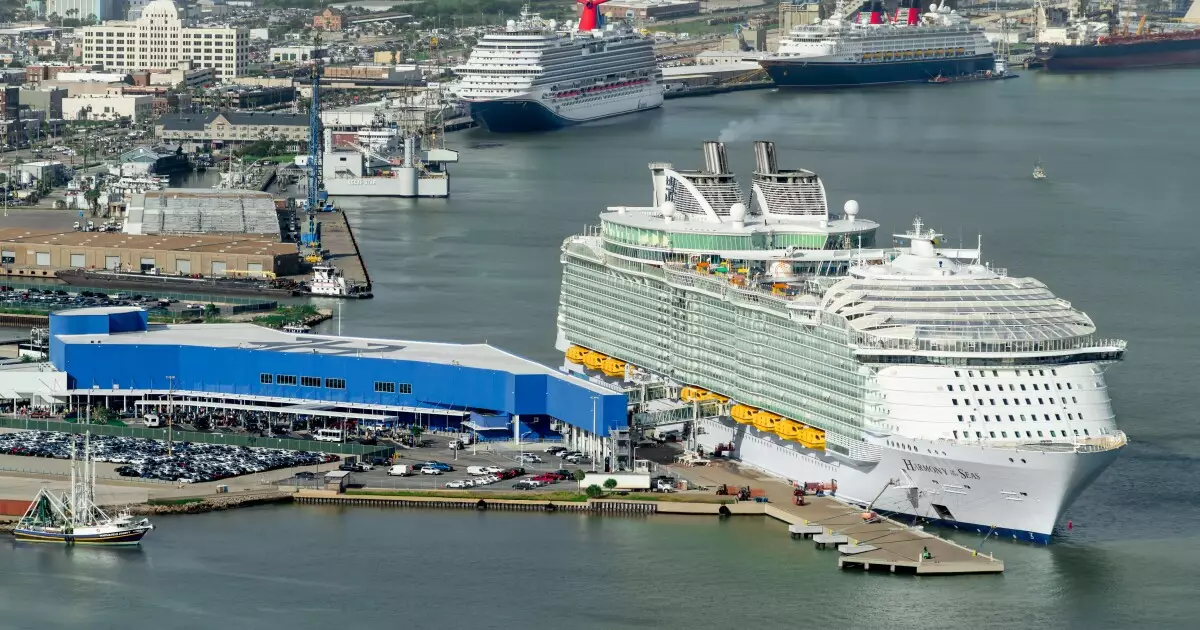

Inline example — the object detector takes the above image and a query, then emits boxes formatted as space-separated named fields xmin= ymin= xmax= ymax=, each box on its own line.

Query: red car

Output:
xmin=532 ymin=474 xmax=558 ymax=484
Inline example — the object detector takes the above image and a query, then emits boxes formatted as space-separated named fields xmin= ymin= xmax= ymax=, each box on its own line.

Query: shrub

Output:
xmin=585 ymin=484 xmax=603 ymax=498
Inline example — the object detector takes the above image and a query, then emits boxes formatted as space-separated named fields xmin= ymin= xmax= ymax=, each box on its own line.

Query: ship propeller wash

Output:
xmin=556 ymin=140 xmax=1127 ymax=543
xmin=14 ymin=431 xmax=154 ymax=545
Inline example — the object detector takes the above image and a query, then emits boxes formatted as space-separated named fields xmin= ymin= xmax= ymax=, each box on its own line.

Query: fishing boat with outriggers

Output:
xmin=13 ymin=431 xmax=154 ymax=545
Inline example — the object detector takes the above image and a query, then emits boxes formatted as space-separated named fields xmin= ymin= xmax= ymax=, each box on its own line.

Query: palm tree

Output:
xmin=66 ymin=8 xmax=78 ymax=25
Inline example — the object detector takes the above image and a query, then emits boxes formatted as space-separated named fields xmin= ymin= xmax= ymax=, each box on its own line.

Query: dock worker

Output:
xmin=921 ymin=546 xmax=932 ymax=560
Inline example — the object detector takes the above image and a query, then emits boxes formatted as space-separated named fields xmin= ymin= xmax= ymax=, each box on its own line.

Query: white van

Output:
xmin=387 ymin=464 xmax=413 ymax=477
xmin=314 ymin=428 xmax=343 ymax=442
xmin=144 ymin=414 xmax=161 ymax=428
xmin=467 ymin=466 xmax=489 ymax=476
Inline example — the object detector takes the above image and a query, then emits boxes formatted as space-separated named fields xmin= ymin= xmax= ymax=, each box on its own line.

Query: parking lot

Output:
xmin=321 ymin=434 xmax=597 ymax=493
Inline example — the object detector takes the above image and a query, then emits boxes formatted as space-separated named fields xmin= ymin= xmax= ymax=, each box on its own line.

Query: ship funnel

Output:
xmin=701 ymin=141 xmax=730 ymax=175
xmin=753 ymin=140 xmax=777 ymax=174
xmin=649 ymin=162 xmax=672 ymax=207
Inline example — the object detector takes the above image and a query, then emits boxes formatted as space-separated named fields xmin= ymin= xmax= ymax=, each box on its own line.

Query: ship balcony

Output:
xmin=851 ymin=335 xmax=1127 ymax=360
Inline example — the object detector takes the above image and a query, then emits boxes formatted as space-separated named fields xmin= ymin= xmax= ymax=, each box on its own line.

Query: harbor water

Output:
xmin=4 ymin=69 xmax=1200 ymax=628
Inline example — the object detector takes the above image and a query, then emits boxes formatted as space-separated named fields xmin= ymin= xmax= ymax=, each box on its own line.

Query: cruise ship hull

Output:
xmin=693 ymin=417 xmax=1120 ymax=543
xmin=761 ymin=54 xmax=995 ymax=87
xmin=466 ymin=88 xmax=663 ymax=133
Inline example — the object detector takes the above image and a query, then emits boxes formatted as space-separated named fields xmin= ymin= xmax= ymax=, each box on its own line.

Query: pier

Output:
xmin=316 ymin=210 xmax=372 ymax=291
xmin=667 ymin=463 xmax=1005 ymax=576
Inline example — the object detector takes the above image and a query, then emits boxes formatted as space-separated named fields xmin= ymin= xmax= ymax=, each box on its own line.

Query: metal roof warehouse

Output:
xmin=47 ymin=307 xmax=627 ymax=437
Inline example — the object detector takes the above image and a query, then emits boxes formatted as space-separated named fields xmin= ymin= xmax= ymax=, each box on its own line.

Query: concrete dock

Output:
xmin=666 ymin=462 xmax=1004 ymax=575
xmin=316 ymin=210 xmax=371 ymax=290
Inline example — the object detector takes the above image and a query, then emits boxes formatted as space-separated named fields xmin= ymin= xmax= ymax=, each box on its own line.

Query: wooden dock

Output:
xmin=668 ymin=463 xmax=1004 ymax=576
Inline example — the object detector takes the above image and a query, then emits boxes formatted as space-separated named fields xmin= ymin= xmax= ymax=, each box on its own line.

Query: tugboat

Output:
xmin=305 ymin=263 xmax=373 ymax=299
xmin=1033 ymin=161 xmax=1047 ymax=180
xmin=13 ymin=431 xmax=154 ymax=545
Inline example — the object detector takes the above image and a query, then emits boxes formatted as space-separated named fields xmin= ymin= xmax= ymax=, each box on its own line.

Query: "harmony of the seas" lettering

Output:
xmin=903 ymin=459 xmax=981 ymax=480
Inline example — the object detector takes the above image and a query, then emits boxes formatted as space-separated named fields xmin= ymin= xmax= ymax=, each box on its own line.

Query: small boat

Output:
xmin=13 ymin=430 xmax=154 ymax=546
xmin=282 ymin=322 xmax=312 ymax=334
xmin=1033 ymin=161 xmax=1047 ymax=180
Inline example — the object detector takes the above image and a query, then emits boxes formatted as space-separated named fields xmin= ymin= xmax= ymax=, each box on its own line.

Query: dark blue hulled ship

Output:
xmin=760 ymin=1 xmax=996 ymax=88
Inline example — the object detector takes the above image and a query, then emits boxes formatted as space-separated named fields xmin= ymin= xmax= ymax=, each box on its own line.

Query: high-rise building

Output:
xmin=79 ymin=0 xmax=249 ymax=80
xmin=47 ymin=0 xmax=121 ymax=22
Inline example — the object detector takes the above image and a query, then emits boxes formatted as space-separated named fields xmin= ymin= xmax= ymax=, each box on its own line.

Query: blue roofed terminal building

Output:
xmin=45 ymin=307 xmax=627 ymax=458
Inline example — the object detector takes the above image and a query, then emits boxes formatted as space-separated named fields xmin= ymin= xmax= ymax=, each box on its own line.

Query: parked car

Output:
xmin=544 ymin=445 xmax=567 ymax=454
xmin=420 ymin=466 xmax=443 ymax=475
xmin=445 ymin=479 xmax=471 ymax=489
xmin=387 ymin=464 xmax=414 ymax=476
xmin=512 ymin=481 xmax=538 ymax=490
xmin=482 ymin=466 xmax=504 ymax=474
xmin=519 ymin=453 xmax=543 ymax=463
xmin=295 ymin=471 xmax=316 ymax=480
xmin=422 ymin=461 xmax=454 ymax=472
xmin=532 ymin=473 xmax=558 ymax=484
xmin=558 ymin=450 xmax=582 ymax=459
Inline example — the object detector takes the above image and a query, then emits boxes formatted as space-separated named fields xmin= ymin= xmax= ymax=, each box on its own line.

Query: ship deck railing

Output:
xmin=852 ymin=334 xmax=1127 ymax=357
xmin=937 ymin=430 xmax=1127 ymax=454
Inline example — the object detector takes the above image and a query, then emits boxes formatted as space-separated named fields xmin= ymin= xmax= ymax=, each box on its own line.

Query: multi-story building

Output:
xmin=78 ymin=0 xmax=250 ymax=80
xmin=18 ymin=87 xmax=67 ymax=119
xmin=61 ymin=92 xmax=154 ymax=122
xmin=312 ymin=7 xmax=344 ymax=31
xmin=48 ymin=0 xmax=122 ymax=22
xmin=156 ymin=111 xmax=307 ymax=152
xmin=149 ymin=60 xmax=216 ymax=89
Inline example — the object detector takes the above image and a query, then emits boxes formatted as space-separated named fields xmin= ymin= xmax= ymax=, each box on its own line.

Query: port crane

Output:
xmin=301 ymin=64 xmax=326 ymax=264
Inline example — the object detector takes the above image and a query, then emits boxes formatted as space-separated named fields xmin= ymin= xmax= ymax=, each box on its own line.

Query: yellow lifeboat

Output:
xmin=680 ymin=386 xmax=703 ymax=402
xmin=583 ymin=351 xmax=605 ymax=371
xmin=732 ymin=404 xmax=757 ymax=424
xmin=956 ymin=47 xmax=965 ymax=55
xmin=775 ymin=419 xmax=803 ymax=440
xmin=566 ymin=345 xmax=590 ymax=364
xmin=935 ymin=48 xmax=945 ymax=55
xmin=601 ymin=358 xmax=626 ymax=378
xmin=753 ymin=411 xmax=781 ymax=433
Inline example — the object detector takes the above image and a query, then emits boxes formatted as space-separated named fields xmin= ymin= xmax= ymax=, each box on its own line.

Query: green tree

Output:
xmin=409 ymin=424 xmax=424 ymax=447
xmin=83 ymin=180 xmax=101 ymax=217
xmin=203 ymin=303 xmax=220 ymax=319
xmin=603 ymin=478 xmax=618 ymax=492
xmin=585 ymin=484 xmax=603 ymax=498
xmin=572 ymin=469 xmax=586 ymax=482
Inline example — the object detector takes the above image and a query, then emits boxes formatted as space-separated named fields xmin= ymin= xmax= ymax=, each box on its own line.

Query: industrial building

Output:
xmin=600 ymin=0 xmax=701 ymax=21
xmin=123 ymin=188 xmax=281 ymax=237
xmin=38 ymin=308 xmax=627 ymax=455
xmin=0 ymin=228 xmax=299 ymax=277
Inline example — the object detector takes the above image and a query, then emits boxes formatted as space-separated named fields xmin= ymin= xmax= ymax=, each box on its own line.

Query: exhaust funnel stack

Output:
xmin=753 ymin=140 xmax=778 ymax=174
xmin=701 ymin=140 xmax=730 ymax=175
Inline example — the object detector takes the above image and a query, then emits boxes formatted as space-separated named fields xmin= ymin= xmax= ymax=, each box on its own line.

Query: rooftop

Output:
xmin=127 ymin=188 xmax=281 ymax=237
xmin=158 ymin=111 xmax=308 ymax=132
xmin=0 ymin=228 xmax=295 ymax=257
xmin=55 ymin=319 xmax=616 ymax=395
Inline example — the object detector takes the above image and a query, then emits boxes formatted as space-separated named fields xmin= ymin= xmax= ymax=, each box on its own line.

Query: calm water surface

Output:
xmin=3 ymin=70 xmax=1199 ymax=628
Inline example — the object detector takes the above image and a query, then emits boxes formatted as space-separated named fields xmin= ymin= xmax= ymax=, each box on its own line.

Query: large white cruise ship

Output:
xmin=555 ymin=141 xmax=1127 ymax=543
xmin=454 ymin=1 xmax=663 ymax=132
xmin=760 ymin=0 xmax=995 ymax=87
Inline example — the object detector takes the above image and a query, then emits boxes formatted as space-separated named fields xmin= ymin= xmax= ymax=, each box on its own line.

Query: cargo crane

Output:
xmin=301 ymin=64 xmax=327 ymax=264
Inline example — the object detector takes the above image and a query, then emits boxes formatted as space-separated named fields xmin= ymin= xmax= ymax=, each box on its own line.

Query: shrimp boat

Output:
xmin=13 ymin=431 xmax=154 ymax=545
xmin=1033 ymin=161 xmax=1047 ymax=180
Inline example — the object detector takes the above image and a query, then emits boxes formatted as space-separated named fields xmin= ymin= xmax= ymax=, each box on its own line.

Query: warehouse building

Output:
xmin=124 ymin=189 xmax=281 ymax=237
xmin=599 ymin=0 xmax=701 ymax=20
xmin=0 ymin=228 xmax=299 ymax=277
xmin=44 ymin=307 xmax=627 ymax=454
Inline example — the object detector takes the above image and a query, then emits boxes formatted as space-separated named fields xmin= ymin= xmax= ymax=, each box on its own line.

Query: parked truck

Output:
xmin=578 ymin=473 xmax=651 ymax=492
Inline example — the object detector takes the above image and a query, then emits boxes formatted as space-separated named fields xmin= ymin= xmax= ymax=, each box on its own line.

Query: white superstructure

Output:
xmin=455 ymin=5 xmax=663 ymax=132
xmin=555 ymin=141 xmax=1127 ymax=542
xmin=774 ymin=1 xmax=990 ymax=62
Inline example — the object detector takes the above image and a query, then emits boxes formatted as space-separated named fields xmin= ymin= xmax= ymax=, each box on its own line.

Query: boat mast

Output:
xmin=69 ymin=426 xmax=77 ymax=528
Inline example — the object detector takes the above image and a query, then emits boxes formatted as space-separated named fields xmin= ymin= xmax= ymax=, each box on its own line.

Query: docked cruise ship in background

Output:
xmin=555 ymin=141 xmax=1127 ymax=542
xmin=454 ymin=1 xmax=663 ymax=132
xmin=760 ymin=1 xmax=996 ymax=87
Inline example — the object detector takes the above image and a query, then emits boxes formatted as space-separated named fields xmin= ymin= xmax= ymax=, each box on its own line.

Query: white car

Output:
xmin=420 ymin=466 xmax=442 ymax=475
xmin=445 ymin=480 xmax=470 ymax=489
xmin=482 ymin=466 xmax=504 ymax=474
xmin=519 ymin=454 xmax=544 ymax=463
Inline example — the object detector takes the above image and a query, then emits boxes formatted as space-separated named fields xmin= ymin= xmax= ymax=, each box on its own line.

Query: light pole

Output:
xmin=591 ymin=396 xmax=598 ymax=472
xmin=166 ymin=375 xmax=175 ymax=456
